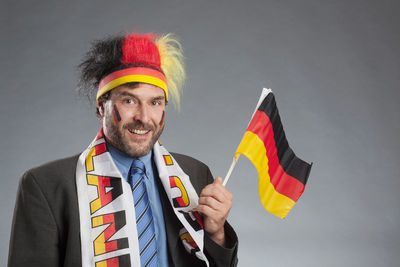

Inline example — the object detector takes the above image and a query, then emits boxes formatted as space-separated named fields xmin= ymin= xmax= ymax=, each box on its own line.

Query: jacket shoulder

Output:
xmin=171 ymin=152 xmax=208 ymax=168
xmin=21 ymin=154 xmax=81 ymax=194
xmin=27 ymin=154 xmax=80 ymax=178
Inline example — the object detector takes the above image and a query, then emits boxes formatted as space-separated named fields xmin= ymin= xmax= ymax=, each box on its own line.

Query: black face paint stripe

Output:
xmin=159 ymin=111 xmax=165 ymax=126
xmin=113 ymin=104 xmax=121 ymax=122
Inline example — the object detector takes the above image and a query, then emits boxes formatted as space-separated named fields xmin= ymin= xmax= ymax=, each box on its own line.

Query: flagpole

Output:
xmin=223 ymin=155 xmax=240 ymax=186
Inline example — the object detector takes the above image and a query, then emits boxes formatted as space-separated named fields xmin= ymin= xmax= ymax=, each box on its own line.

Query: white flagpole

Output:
xmin=223 ymin=155 xmax=240 ymax=186
xmin=223 ymin=88 xmax=270 ymax=186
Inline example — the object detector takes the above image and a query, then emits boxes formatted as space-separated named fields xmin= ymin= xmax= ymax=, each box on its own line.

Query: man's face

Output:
xmin=99 ymin=83 xmax=166 ymax=158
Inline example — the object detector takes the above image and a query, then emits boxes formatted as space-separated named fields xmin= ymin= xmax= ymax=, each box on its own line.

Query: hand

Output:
xmin=196 ymin=177 xmax=233 ymax=247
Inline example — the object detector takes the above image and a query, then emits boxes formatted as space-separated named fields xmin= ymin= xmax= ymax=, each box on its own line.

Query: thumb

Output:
xmin=214 ymin=177 xmax=223 ymax=184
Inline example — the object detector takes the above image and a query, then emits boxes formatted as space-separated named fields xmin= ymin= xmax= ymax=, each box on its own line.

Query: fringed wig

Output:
xmin=78 ymin=33 xmax=185 ymax=114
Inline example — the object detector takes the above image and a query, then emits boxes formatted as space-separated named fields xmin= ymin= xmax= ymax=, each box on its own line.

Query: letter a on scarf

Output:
xmin=235 ymin=88 xmax=312 ymax=219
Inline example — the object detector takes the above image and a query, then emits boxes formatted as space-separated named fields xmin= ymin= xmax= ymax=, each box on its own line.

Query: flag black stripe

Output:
xmin=257 ymin=93 xmax=312 ymax=185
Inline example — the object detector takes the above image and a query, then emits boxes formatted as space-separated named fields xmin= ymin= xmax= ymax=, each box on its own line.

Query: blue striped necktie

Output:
xmin=128 ymin=159 xmax=158 ymax=267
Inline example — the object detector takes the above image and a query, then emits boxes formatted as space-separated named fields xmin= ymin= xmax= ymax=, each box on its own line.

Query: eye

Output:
xmin=152 ymin=100 xmax=162 ymax=106
xmin=124 ymin=98 xmax=135 ymax=104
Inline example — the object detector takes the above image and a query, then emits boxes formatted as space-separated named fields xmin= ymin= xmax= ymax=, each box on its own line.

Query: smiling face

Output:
xmin=98 ymin=83 xmax=166 ymax=158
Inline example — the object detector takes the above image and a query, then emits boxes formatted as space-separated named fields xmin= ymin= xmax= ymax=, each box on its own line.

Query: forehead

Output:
xmin=111 ymin=83 xmax=165 ymax=98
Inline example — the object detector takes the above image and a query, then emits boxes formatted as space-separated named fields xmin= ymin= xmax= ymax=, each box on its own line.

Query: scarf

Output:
xmin=76 ymin=129 xmax=209 ymax=266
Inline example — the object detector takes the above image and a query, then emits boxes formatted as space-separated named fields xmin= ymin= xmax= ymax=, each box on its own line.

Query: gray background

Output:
xmin=1 ymin=0 xmax=399 ymax=266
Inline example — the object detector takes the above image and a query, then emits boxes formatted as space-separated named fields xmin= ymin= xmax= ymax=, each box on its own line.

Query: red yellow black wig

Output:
xmin=95 ymin=33 xmax=185 ymax=108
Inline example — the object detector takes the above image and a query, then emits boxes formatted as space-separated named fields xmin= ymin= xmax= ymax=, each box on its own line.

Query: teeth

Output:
xmin=129 ymin=129 xmax=149 ymax=135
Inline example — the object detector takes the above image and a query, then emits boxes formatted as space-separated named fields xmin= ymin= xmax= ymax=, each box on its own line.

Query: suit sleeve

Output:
xmin=203 ymin=167 xmax=239 ymax=267
xmin=8 ymin=171 xmax=60 ymax=267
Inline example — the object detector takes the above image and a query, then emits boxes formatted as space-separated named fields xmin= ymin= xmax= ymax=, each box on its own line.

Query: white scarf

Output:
xmin=76 ymin=129 xmax=209 ymax=266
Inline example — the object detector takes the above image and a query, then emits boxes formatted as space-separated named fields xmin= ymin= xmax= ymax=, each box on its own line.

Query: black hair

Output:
xmin=77 ymin=35 xmax=125 ymax=116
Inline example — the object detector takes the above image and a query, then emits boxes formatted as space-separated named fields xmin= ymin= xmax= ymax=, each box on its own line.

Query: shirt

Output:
xmin=107 ymin=143 xmax=170 ymax=267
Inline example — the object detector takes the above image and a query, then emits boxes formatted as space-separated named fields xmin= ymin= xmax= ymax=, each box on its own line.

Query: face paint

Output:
xmin=113 ymin=104 xmax=121 ymax=124
xmin=159 ymin=111 xmax=165 ymax=126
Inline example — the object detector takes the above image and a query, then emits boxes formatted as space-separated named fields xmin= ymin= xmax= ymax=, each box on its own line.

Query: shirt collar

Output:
xmin=107 ymin=142 xmax=153 ymax=179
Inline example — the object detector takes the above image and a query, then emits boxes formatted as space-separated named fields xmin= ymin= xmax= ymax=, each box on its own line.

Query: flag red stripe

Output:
xmin=247 ymin=110 xmax=305 ymax=201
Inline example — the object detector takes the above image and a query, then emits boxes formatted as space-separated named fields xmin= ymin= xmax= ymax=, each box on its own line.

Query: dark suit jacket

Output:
xmin=8 ymin=153 xmax=238 ymax=267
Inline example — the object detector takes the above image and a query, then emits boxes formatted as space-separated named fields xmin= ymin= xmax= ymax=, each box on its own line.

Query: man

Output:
xmin=8 ymin=33 xmax=238 ymax=267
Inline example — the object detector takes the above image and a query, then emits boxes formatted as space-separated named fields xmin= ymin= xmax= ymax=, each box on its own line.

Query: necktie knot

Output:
xmin=131 ymin=159 xmax=146 ymax=176
xmin=128 ymin=159 xmax=146 ymax=191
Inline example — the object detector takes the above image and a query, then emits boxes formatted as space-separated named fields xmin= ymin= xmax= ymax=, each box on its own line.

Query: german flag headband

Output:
xmin=96 ymin=67 xmax=168 ymax=101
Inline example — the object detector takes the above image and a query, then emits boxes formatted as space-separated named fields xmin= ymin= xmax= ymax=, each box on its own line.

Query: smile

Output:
xmin=128 ymin=128 xmax=150 ymax=135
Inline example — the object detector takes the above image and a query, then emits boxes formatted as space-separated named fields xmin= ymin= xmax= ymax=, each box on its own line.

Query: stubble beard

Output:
xmin=105 ymin=118 xmax=164 ymax=158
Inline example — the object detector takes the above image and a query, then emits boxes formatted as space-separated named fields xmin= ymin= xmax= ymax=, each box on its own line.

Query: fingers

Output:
xmin=196 ymin=197 xmax=227 ymax=226
xmin=198 ymin=195 xmax=224 ymax=212
xmin=200 ymin=177 xmax=233 ymax=203
xmin=196 ymin=176 xmax=232 ymax=218
xmin=195 ymin=202 xmax=219 ymax=219
xmin=195 ymin=176 xmax=233 ymax=241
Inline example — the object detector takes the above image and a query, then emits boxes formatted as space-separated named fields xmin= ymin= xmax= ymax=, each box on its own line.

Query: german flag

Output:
xmin=235 ymin=88 xmax=312 ymax=218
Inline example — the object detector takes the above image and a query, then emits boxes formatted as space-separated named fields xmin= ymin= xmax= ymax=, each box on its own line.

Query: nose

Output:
xmin=133 ymin=104 xmax=150 ymax=123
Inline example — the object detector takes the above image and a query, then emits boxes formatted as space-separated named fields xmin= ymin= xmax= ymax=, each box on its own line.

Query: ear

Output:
xmin=97 ymin=101 xmax=105 ymax=117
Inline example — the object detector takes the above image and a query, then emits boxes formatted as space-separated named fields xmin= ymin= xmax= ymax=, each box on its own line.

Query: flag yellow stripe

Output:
xmin=235 ymin=131 xmax=295 ymax=218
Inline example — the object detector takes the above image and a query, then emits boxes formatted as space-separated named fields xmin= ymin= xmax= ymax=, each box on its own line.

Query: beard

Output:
xmin=105 ymin=118 xmax=164 ymax=158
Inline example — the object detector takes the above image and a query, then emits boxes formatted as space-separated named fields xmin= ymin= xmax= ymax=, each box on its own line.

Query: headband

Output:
xmin=96 ymin=67 xmax=168 ymax=101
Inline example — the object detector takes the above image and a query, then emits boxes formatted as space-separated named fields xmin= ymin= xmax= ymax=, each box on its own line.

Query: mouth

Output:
xmin=128 ymin=128 xmax=150 ymax=135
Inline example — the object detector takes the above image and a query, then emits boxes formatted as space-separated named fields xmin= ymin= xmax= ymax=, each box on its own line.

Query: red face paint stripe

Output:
xmin=159 ymin=111 xmax=165 ymax=126
xmin=247 ymin=111 xmax=305 ymax=201
xmin=113 ymin=105 xmax=121 ymax=122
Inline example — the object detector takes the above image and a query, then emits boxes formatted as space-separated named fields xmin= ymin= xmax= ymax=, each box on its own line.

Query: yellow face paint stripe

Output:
xmin=96 ymin=74 xmax=168 ymax=101
xmin=235 ymin=131 xmax=295 ymax=218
